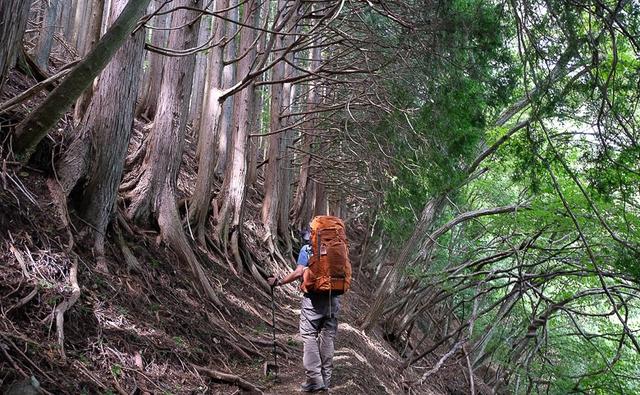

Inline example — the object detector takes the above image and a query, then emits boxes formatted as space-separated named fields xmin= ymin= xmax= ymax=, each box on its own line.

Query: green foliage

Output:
xmin=375 ymin=0 xmax=518 ymax=241
xmin=363 ymin=0 xmax=640 ymax=393
xmin=110 ymin=364 xmax=122 ymax=378
xmin=172 ymin=336 xmax=185 ymax=348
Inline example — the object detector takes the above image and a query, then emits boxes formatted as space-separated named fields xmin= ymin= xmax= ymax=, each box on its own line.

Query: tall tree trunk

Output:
xmin=291 ymin=45 xmax=322 ymax=226
xmin=54 ymin=0 xmax=147 ymax=262
xmin=188 ymin=15 xmax=211 ymax=128
xmin=60 ymin=0 xmax=76 ymax=43
xmin=298 ymin=178 xmax=316 ymax=228
xmin=276 ymin=37 xmax=301 ymax=245
xmin=0 ymin=0 xmax=30 ymax=93
xmin=216 ymin=0 xmax=259 ymax=273
xmin=12 ymin=0 xmax=152 ymax=159
xmin=245 ymin=82 xmax=263 ymax=188
xmin=71 ymin=0 xmax=89 ymax=51
xmin=314 ymin=180 xmax=327 ymax=216
xmin=261 ymin=69 xmax=286 ymax=248
xmin=101 ymin=0 xmax=113 ymax=35
xmin=214 ymin=0 xmax=239 ymax=177
xmin=261 ymin=0 xmax=298 ymax=249
xmin=189 ymin=0 xmax=230 ymax=243
xmin=126 ymin=1 xmax=219 ymax=305
xmin=329 ymin=196 xmax=342 ymax=217
xmin=74 ymin=0 xmax=106 ymax=125
xmin=34 ymin=0 xmax=61 ymax=71
xmin=136 ymin=0 xmax=170 ymax=120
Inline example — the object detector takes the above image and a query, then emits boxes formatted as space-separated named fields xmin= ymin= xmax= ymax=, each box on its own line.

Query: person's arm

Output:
xmin=269 ymin=265 xmax=305 ymax=287
xmin=268 ymin=244 xmax=310 ymax=287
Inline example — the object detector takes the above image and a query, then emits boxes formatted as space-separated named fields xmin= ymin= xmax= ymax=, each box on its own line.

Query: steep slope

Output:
xmin=0 ymin=167 xmax=428 ymax=394
xmin=0 ymin=61 xmax=485 ymax=395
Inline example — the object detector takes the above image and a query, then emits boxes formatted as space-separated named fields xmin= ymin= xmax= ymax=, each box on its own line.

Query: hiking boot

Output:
xmin=322 ymin=376 xmax=330 ymax=389
xmin=300 ymin=382 xmax=326 ymax=392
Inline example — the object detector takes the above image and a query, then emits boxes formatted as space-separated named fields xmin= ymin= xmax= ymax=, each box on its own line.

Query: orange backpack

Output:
xmin=301 ymin=215 xmax=352 ymax=294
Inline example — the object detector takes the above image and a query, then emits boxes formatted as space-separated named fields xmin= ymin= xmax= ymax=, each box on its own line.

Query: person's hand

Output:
xmin=267 ymin=277 xmax=279 ymax=287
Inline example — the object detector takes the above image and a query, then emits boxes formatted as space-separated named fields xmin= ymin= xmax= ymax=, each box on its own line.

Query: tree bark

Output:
xmin=72 ymin=0 xmax=92 ymax=52
xmin=59 ymin=0 xmax=76 ymax=43
xmin=245 ymin=1 xmax=267 ymax=188
xmin=214 ymin=0 xmax=239 ymax=177
xmin=126 ymin=1 xmax=219 ymax=305
xmin=261 ymin=66 xmax=286 ymax=247
xmin=74 ymin=0 xmax=106 ymax=125
xmin=136 ymin=0 xmax=170 ymax=120
xmin=189 ymin=0 xmax=231 ymax=243
xmin=188 ymin=15 xmax=211 ymax=128
xmin=314 ymin=179 xmax=327 ymax=216
xmin=0 ymin=0 xmax=30 ymax=93
xmin=246 ymin=82 xmax=263 ymax=188
xmin=216 ymin=0 xmax=259 ymax=273
xmin=261 ymin=0 xmax=299 ymax=248
xmin=34 ymin=0 xmax=61 ymax=71
xmin=277 ymin=22 xmax=304 ymax=241
xmin=12 ymin=0 xmax=152 ymax=160
xmin=55 ymin=0 xmax=147 ymax=261
xmin=291 ymin=33 xmax=325 ymax=215
xmin=291 ymin=73 xmax=321 ymax=227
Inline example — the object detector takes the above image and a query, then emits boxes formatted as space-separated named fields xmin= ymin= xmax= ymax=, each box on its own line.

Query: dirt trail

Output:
xmin=256 ymin=286 xmax=412 ymax=395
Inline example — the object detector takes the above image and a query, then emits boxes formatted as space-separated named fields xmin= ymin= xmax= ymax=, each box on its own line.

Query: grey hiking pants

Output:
xmin=299 ymin=293 xmax=341 ymax=388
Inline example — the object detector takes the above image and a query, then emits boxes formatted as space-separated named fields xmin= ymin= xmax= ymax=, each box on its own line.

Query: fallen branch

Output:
xmin=0 ymin=332 xmax=57 ymax=388
xmin=6 ymin=286 xmax=38 ymax=314
xmin=193 ymin=365 xmax=264 ymax=394
xmin=0 ymin=62 xmax=77 ymax=115
xmin=9 ymin=245 xmax=29 ymax=276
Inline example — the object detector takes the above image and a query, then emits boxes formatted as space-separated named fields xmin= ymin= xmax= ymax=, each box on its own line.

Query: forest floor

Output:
xmin=0 ymin=171 xmax=429 ymax=394
xmin=0 ymin=68 xmax=480 ymax=395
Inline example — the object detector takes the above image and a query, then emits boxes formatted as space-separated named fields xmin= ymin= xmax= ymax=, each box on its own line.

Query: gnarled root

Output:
xmin=157 ymin=189 xmax=221 ymax=306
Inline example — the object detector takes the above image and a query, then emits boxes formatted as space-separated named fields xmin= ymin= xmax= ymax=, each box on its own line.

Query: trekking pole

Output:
xmin=264 ymin=285 xmax=279 ymax=378
xmin=271 ymin=285 xmax=278 ymax=374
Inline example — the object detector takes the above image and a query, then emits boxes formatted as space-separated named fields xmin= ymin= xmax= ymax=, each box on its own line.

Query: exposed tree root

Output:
xmin=115 ymin=223 xmax=142 ymax=273
xmin=204 ymin=234 xmax=238 ymax=276
xmin=193 ymin=365 xmax=264 ymax=394
xmin=53 ymin=256 xmax=80 ymax=360
xmin=239 ymin=237 xmax=270 ymax=292
xmin=0 ymin=332 xmax=57 ymax=389
xmin=157 ymin=189 xmax=221 ymax=306
xmin=46 ymin=170 xmax=76 ymax=251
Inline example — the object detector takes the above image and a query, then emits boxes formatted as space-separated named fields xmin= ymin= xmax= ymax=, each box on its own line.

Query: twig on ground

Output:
xmin=0 ymin=339 xmax=27 ymax=376
xmin=6 ymin=286 xmax=38 ymax=314
xmin=0 ymin=332 xmax=57 ymax=386
xmin=73 ymin=361 xmax=108 ymax=390
xmin=9 ymin=244 xmax=29 ymax=277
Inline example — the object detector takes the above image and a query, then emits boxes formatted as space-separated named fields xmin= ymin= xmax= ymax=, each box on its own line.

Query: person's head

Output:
xmin=302 ymin=227 xmax=311 ymax=244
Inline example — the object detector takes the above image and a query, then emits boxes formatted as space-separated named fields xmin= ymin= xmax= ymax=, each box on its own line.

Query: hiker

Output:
xmin=268 ymin=216 xmax=351 ymax=393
